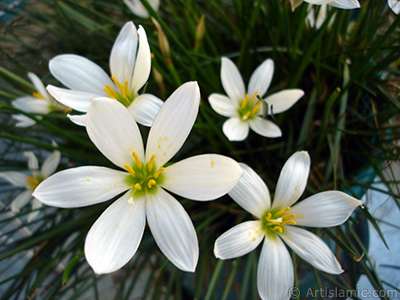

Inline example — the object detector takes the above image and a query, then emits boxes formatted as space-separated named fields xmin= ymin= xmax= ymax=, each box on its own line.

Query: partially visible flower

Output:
xmin=306 ymin=4 xmax=334 ymax=29
xmin=123 ymin=0 xmax=160 ymax=18
xmin=12 ymin=72 xmax=66 ymax=127
xmin=292 ymin=0 xmax=360 ymax=10
xmin=388 ymin=0 xmax=400 ymax=14
xmin=47 ymin=21 xmax=163 ymax=127
xmin=214 ymin=151 xmax=362 ymax=300
xmin=0 ymin=149 xmax=61 ymax=222
xmin=34 ymin=82 xmax=242 ymax=274
xmin=208 ymin=57 xmax=304 ymax=141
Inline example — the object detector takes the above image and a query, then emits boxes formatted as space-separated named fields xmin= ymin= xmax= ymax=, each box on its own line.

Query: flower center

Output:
xmin=104 ymin=76 xmax=135 ymax=107
xmin=32 ymin=91 xmax=45 ymax=99
xmin=261 ymin=206 xmax=296 ymax=235
xmin=26 ymin=176 xmax=41 ymax=191
xmin=237 ymin=91 xmax=262 ymax=121
xmin=124 ymin=151 xmax=165 ymax=198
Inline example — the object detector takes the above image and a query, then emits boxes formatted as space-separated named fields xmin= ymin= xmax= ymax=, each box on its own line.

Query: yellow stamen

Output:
xmin=266 ymin=213 xmax=272 ymax=221
xmin=104 ymin=85 xmax=118 ymax=99
xmin=281 ymin=220 xmax=296 ymax=226
xmin=147 ymin=179 xmax=156 ymax=189
xmin=281 ymin=214 xmax=296 ymax=220
xmin=250 ymin=91 xmax=258 ymax=104
xmin=27 ymin=176 xmax=39 ymax=185
xmin=273 ymin=226 xmax=283 ymax=233
xmin=32 ymin=91 xmax=45 ymax=99
xmin=124 ymin=81 xmax=129 ymax=95
xmin=148 ymin=154 xmax=156 ymax=171
xmin=111 ymin=75 xmax=124 ymax=91
xmin=270 ymin=220 xmax=281 ymax=225
xmin=132 ymin=151 xmax=142 ymax=168
xmin=276 ymin=207 xmax=291 ymax=215
xmin=251 ymin=101 xmax=262 ymax=115
xmin=154 ymin=167 xmax=165 ymax=179
xmin=134 ymin=183 xmax=142 ymax=190
xmin=243 ymin=111 xmax=251 ymax=120
xmin=124 ymin=163 xmax=135 ymax=175
xmin=241 ymin=94 xmax=249 ymax=109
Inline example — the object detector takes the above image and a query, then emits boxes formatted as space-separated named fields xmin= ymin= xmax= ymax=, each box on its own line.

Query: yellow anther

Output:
xmin=277 ymin=207 xmax=291 ymax=215
xmin=27 ymin=176 xmax=39 ymax=185
xmin=124 ymin=163 xmax=135 ymax=175
xmin=241 ymin=94 xmax=249 ymax=109
xmin=32 ymin=91 xmax=45 ymax=99
xmin=111 ymin=75 xmax=129 ymax=98
xmin=281 ymin=214 xmax=296 ymax=220
xmin=124 ymin=81 xmax=129 ymax=95
xmin=134 ymin=183 xmax=142 ymax=190
xmin=250 ymin=91 xmax=258 ymax=104
xmin=266 ymin=213 xmax=272 ymax=221
xmin=270 ymin=220 xmax=281 ymax=225
xmin=273 ymin=226 xmax=283 ymax=233
xmin=243 ymin=111 xmax=251 ymax=120
xmin=104 ymin=85 xmax=118 ymax=99
xmin=132 ymin=151 xmax=142 ymax=168
xmin=148 ymin=154 xmax=156 ymax=171
xmin=281 ymin=220 xmax=296 ymax=226
xmin=154 ymin=167 xmax=165 ymax=179
xmin=251 ymin=101 xmax=262 ymax=115
xmin=147 ymin=179 xmax=156 ymax=189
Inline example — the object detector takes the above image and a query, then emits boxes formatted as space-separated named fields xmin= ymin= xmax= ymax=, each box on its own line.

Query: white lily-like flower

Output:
xmin=123 ymin=0 xmax=160 ymax=18
xmin=12 ymin=72 xmax=66 ymax=127
xmin=388 ymin=0 xmax=400 ymax=14
xmin=214 ymin=151 xmax=362 ymax=300
xmin=291 ymin=0 xmax=360 ymax=10
xmin=208 ymin=57 xmax=304 ymax=141
xmin=0 ymin=149 xmax=61 ymax=222
xmin=47 ymin=21 xmax=163 ymax=127
xmin=33 ymin=82 xmax=242 ymax=274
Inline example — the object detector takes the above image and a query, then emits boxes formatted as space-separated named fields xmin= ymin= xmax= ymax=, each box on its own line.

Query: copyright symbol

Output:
xmin=289 ymin=287 xmax=300 ymax=298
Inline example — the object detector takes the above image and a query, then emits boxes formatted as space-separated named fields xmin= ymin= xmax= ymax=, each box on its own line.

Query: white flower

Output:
xmin=0 ymin=149 xmax=61 ymax=222
xmin=208 ymin=57 xmax=304 ymax=141
xmin=12 ymin=72 xmax=65 ymax=128
xmin=306 ymin=4 xmax=332 ymax=29
xmin=214 ymin=151 xmax=362 ymax=300
xmin=47 ymin=21 xmax=163 ymax=127
xmin=388 ymin=0 xmax=400 ymax=14
xmin=33 ymin=82 xmax=242 ymax=274
xmin=304 ymin=0 xmax=360 ymax=9
xmin=123 ymin=0 xmax=160 ymax=18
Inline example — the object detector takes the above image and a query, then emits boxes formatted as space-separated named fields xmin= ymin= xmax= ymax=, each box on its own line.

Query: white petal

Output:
xmin=228 ymin=163 xmax=270 ymax=218
xmin=67 ymin=114 xmax=86 ymax=126
xmin=248 ymin=59 xmax=274 ymax=98
xmin=0 ymin=172 xmax=28 ymax=187
xmin=290 ymin=191 xmax=362 ymax=227
xmin=389 ymin=0 xmax=400 ymax=14
xmin=280 ymin=226 xmax=343 ymax=274
xmin=46 ymin=85 xmax=95 ymax=112
xmin=49 ymin=54 xmax=113 ymax=95
xmin=248 ymin=117 xmax=282 ymax=138
xmin=27 ymin=72 xmax=49 ymax=100
xmin=86 ymin=97 xmax=144 ymax=169
xmin=110 ymin=21 xmax=138 ymax=85
xmin=327 ymin=0 xmax=360 ymax=9
xmin=258 ymin=236 xmax=294 ymax=300
xmin=127 ymin=93 xmax=163 ymax=127
xmin=41 ymin=150 xmax=61 ymax=178
xmin=13 ymin=114 xmax=36 ymax=127
xmin=11 ymin=190 xmax=32 ymax=213
xmin=221 ymin=57 xmax=246 ymax=104
xmin=131 ymin=26 xmax=151 ymax=93
xmin=33 ymin=166 xmax=131 ymax=208
xmin=161 ymin=154 xmax=242 ymax=201
xmin=264 ymin=89 xmax=304 ymax=115
xmin=208 ymin=93 xmax=236 ymax=117
xmin=214 ymin=220 xmax=264 ymax=259
xmin=24 ymin=151 xmax=39 ymax=172
xmin=85 ymin=191 xmax=146 ymax=274
xmin=124 ymin=0 xmax=159 ymax=18
xmin=12 ymin=97 xmax=50 ymax=114
xmin=272 ymin=151 xmax=310 ymax=210
xmin=28 ymin=198 xmax=43 ymax=222
xmin=146 ymin=188 xmax=198 ymax=272
xmin=222 ymin=117 xmax=249 ymax=141
xmin=304 ymin=0 xmax=337 ymax=4
xmin=146 ymin=82 xmax=200 ymax=167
